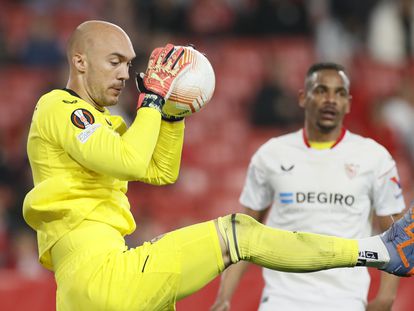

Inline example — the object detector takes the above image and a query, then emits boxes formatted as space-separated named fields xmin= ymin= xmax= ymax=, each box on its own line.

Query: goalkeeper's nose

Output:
xmin=118 ymin=63 xmax=130 ymax=81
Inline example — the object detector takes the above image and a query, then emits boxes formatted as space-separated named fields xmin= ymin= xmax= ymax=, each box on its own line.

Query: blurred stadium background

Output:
xmin=1 ymin=0 xmax=414 ymax=310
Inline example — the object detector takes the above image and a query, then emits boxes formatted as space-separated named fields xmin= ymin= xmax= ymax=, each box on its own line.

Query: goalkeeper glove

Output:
xmin=136 ymin=44 xmax=190 ymax=121
xmin=136 ymin=72 xmax=184 ymax=122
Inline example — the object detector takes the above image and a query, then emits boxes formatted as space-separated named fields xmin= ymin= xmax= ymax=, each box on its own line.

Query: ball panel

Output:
xmin=163 ymin=99 xmax=193 ymax=117
xmin=169 ymin=87 xmax=204 ymax=104
xmin=162 ymin=46 xmax=215 ymax=117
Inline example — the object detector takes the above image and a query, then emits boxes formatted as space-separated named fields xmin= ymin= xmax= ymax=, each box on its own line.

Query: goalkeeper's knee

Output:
xmin=216 ymin=213 xmax=258 ymax=264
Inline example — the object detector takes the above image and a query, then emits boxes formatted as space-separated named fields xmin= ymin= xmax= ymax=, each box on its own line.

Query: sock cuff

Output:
xmin=217 ymin=214 xmax=241 ymax=264
xmin=334 ymin=238 xmax=359 ymax=267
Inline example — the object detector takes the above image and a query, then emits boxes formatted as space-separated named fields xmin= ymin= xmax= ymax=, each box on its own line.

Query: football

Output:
xmin=162 ymin=46 xmax=215 ymax=118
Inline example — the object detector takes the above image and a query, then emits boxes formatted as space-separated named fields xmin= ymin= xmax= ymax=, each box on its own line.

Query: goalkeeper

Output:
xmin=23 ymin=20 xmax=414 ymax=311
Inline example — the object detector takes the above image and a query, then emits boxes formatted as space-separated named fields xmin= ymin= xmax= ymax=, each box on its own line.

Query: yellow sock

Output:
xmin=217 ymin=213 xmax=358 ymax=272
xmin=217 ymin=214 xmax=241 ymax=262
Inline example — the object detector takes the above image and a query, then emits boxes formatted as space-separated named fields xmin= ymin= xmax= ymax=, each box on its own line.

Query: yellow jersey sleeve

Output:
xmin=137 ymin=119 xmax=184 ymax=185
xmin=23 ymin=89 xmax=184 ymax=270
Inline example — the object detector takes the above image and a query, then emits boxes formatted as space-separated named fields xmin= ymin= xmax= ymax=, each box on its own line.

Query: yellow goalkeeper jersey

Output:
xmin=23 ymin=89 xmax=184 ymax=270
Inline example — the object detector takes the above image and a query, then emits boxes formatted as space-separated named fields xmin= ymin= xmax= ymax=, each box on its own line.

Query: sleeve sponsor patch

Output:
xmin=77 ymin=123 xmax=101 ymax=143
xmin=71 ymin=109 xmax=95 ymax=129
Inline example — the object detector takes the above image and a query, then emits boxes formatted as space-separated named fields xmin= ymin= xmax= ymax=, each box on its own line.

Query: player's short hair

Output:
xmin=306 ymin=62 xmax=346 ymax=78
xmin=305 ymin=62 xmax=350 ymax=91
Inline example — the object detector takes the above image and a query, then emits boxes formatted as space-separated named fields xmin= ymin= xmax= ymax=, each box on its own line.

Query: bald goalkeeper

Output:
xmin=23 ymin=20 xmax=414 ymax=311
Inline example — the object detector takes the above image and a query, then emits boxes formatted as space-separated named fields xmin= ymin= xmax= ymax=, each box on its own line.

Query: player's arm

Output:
xmin=126 ymin=44 xmax=189 ymax=184
xmin=54 ymin=44 xmax=188 ymax=183
xmin=49 ymin=105 xmax=162 ymax=181
xmin=367 ymin=213 xmax=402 ymax=311
xmin=133 ymin=117 xmax=184 ymax=185
xmin=211 ymin=206 xmax=268 ymax=311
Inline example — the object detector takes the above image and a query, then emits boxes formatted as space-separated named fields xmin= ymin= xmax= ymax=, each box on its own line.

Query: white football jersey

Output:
xmin=240 ymin=129 xmax=405 ymax=311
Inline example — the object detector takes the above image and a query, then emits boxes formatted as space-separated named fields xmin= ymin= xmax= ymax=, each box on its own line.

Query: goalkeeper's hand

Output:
xmin=136 ymin=44 xmax=189 ymax=121
xmin=144 ymin=44 xmax=190 ymax=98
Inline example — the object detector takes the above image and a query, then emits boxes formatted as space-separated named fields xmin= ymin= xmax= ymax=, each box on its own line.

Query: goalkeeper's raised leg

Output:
xmin=213 ymin=211 xmax=414 ymax=277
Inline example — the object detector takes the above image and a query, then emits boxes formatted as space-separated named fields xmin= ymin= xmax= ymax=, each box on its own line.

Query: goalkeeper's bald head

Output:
xmin=66 ymin=20 xmax=133 ymax=63
xmin=65 ymin=20 xmax=135 ymax=108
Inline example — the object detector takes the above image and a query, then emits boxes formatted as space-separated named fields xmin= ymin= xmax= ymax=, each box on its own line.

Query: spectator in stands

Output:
xmin=187 ymin=0 xmax=236 ymax=35
xmin=379 ymin=73 xmax=414 ymax=161
xmin=367 ymin=0 xmax=414 ymax=65
xmin=250 ymin=55 xmax=302 ymax=128
xmin=307 ymin=0 xmax=357 ymax=67
xmin=0 ymin=26 xmax=11 ymax=65
xmin=9 ymin=228 xmax=44 ymax=278
xmin=330 ymin=0 xmax=377 ymax=42
xmin=0 ymin=166 xmax=23 ymax=269
xmin=20 ymin=13 xmax=64 ymax=67
xmin=134 ymin=0 xmax=187 ymax=34
xmin=237 ymin=0 xmax=311 ymax=35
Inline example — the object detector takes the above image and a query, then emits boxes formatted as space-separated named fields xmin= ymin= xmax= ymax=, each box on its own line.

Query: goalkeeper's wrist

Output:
xmin=137 ymin=93 xmax=165 ymax=113
xmin=162 ymin=114 xmax=184 ymax=122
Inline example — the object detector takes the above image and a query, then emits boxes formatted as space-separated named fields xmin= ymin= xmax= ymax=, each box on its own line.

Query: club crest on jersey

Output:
xmin=71 ymin=109 xmax=95 ymax=129
xmin=345 ymin=163 xmax=359 ymax=179
xmin=390 ymin=176 xmax=401 ymax=189
xmin=390 ymin=176 xmax=403 ymax=199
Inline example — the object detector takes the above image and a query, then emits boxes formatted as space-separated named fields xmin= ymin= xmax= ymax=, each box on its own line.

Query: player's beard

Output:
xmin=94 ymin=87 xmax=119 ymax=108
xmin=316 ymin=119 xmax=340 ymax=133
xmin=315 ymin=108 xmax=344 ymax=134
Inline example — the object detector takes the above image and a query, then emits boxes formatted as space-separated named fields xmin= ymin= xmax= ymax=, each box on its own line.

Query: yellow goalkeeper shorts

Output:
xmin=51 ymin=220 xmax=224 ymax=311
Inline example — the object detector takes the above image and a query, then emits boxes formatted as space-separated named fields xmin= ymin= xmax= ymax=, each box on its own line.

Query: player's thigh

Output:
xmin=56 ymin=243 xmax=179 ymax=311
xmin=114 ymin=220 xmax=225 ymax=306
xmin=156 ymin=220 xmax=225 ymax=300
xmin=57 ymin=220 xmax=225 ymax=310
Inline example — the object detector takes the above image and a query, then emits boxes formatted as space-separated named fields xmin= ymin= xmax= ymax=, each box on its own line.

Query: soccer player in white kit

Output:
xmin=211 ymin=63 xmax=405 ymax=311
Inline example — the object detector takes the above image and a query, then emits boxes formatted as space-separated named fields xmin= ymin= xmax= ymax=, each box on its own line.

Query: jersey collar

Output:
xmin=62 ymin=88 xmax=107 ymax=113
xmin=302 ymin=127 xmax=346 ymax=149
xmin=63 ymin=88 xmax=82 ymax=99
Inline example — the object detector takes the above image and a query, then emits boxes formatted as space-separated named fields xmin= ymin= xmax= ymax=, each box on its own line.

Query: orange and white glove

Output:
xmin=136 ymin=44 xmax=191 ymax=114
xmin=144 ymin=44 xmax=190 ymax=98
